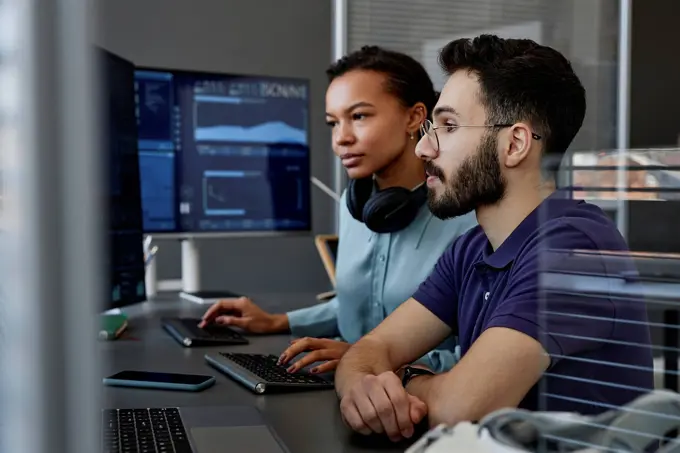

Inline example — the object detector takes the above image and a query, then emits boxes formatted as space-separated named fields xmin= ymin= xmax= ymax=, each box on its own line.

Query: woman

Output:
xmin=200 ymin=46 xmax=477 ymax=374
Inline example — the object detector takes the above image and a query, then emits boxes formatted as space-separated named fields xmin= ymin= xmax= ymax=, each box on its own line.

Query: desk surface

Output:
xmin=101 ymin=292 xmax=415 ymax=453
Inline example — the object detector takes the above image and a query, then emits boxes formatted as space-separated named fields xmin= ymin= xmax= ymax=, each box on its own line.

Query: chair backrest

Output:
xmin=314 ymin=235 xmax=339 ymax=287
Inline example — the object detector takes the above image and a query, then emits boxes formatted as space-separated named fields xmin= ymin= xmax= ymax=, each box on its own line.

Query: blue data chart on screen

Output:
xmin=192 ymin=93 xmax=307 ymax=146
xmin=135 ymin=68 xmax=311 ymax=233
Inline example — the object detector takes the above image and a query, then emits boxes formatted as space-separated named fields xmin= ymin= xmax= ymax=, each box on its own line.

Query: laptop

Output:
xmin=102 ymin=405 xmax=289 ymax=453
xmin=314 ymin=234 xmax=338 ymax=300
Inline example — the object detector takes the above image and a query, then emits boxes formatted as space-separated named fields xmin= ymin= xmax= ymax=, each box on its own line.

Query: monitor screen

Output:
xmin=99 ymin=47 xmax=147 ymax=309
xmin=627 ymin=200 xmax=680 ymax=253
xmin=134 ymin=68 xmax=312 ymax=234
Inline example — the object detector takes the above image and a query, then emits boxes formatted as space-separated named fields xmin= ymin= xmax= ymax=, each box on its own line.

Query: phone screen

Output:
xmin=107 ymin=371 xmax=212 ymax=386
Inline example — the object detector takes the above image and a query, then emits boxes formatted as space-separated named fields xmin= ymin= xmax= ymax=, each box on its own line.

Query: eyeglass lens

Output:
xmin=421 ymin=120 xmax=439 ymax=151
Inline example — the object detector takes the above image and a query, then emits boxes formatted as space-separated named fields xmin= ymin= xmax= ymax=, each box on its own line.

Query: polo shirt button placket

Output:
xmin=371 ymin=297 xmax=381 ymax=328
xmin=373 ymin=243 xmax=388 ymax=324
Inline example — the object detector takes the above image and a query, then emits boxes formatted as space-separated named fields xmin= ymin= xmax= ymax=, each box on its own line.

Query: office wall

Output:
xmin=630 ymin=0 xmax=680 ymax=148
xmin=96 ymin=0 xmax=334 ymax=293
xmin=348 ymin=0 xmax=620 ymax=153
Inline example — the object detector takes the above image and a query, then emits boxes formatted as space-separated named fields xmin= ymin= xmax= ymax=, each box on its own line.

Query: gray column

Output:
xmin=331 ymin=0 xmax=348 ymax=233
xmin=0 ymin=0 xmax=102 ymax=452
xmin=616 ymin=0 xmax=633 ymax=239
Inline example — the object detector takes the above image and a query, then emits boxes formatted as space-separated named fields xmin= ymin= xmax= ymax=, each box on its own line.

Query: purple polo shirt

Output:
xmin=413 ymin=194 xmax=653 ymax=414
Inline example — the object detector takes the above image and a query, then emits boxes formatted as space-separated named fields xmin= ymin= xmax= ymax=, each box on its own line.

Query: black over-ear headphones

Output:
xmin=346 ymin=177 xmax=427 ymax=233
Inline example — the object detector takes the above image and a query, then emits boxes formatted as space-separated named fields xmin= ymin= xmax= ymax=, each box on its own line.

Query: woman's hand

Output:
xmin=278 ymin=337 xmax=351 ymax=373
xmin=198 ymin=297 xmax=289 ymax=334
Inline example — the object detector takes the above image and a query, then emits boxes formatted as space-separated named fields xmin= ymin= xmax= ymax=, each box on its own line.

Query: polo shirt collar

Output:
xmin=481 ymin=191 xmax=584 ymax=269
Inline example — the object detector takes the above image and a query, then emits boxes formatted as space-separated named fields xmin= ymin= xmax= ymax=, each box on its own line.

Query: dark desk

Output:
xmin=101 ymin=293 xmax=414 ymax=453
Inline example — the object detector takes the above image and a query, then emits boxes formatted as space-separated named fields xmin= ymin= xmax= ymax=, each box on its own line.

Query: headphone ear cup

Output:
xmin=363 ymin=187 xmax=421 ymax=233
xmin=345 ymin=177 xmax=374 ymax=222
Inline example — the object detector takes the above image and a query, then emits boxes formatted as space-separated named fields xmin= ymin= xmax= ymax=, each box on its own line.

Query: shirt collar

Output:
xmin=481 ymin=191 xmax=584 ymax=269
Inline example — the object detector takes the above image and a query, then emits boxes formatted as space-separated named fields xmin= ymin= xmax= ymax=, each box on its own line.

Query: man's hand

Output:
xmin=278 ymin=338 xmax=350 ymax=373
xmin=339 ymin=371 xmax=427 ymax=442
xmin=198 ymin=297 xmax=289 ymax=334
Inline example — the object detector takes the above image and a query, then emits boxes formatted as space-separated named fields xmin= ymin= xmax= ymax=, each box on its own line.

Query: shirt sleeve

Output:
xmin=413 ymin=346 xmax=461 ymax=373
xmin=411 ymin=243 xmax=459 ymax=331
xmin=286 ymin=297 xmax=341 ymax=338
xmin=484 ymin=221 xmax=617 ymax=367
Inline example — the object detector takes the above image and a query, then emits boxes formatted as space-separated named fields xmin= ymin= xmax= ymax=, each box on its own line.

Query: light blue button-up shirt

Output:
xmin=287 ymin=190 xmax=477 ymax=372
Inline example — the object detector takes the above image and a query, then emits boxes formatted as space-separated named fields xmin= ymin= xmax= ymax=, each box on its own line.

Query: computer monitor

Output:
xmin=627 ymin=200 xmax=680 ymax=253
xmin=134 ymin=67 xmax=312 ymax=236
xmin=98 ymin=47 xmax=147 ymax=310
xmin=600 ymin=200 xmax=680 ymax=253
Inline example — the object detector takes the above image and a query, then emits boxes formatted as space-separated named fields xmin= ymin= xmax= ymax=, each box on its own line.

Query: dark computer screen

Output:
xmin=627 ymin=200 xmax=680 ymax=253
xmin=99 ymin=47 xmax=147 ymax=309
xmin=134 ymin=68 xmax=312 ymax=234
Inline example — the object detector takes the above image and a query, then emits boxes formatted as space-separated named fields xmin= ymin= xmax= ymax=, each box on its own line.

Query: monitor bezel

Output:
xmin=135 ymin=65 xmax=314 ymax=238
xmin=99 ymin=46 xmax=148 ymax=310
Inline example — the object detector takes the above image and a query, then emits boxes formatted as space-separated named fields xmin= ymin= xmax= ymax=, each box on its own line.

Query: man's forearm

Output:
xmin=406 ymin=371 xmax=520 ymax=427
xmin=405 ymin=373 xmax=462 ymax=427
xmin=335 ymin=336 xmax=394 ymax=398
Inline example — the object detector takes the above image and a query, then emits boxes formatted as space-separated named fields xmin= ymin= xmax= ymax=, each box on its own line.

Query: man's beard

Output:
xmin=425 ymin=132 xmax=507 ymax=219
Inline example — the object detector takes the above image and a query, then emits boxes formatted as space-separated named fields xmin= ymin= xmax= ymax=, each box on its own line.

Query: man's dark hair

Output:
xmin=327 ymin=45 xmax=438 ymax=116
xmin=439 ymin=34 xmax=586 ymax=159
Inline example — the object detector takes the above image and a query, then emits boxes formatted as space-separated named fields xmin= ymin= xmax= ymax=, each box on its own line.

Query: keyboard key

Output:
xmin=102 ymin=408 xmax=193 ymax=453
xmin=218 ymin=352 xmax=333 ymax=386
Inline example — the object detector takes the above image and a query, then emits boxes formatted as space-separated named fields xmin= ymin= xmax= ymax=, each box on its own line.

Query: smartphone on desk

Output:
xmin=103 ymin=370 xmax=216 ymax=392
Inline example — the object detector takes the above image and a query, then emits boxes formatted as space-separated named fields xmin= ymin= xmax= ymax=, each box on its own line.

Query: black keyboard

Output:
xmin=102 ymin=407 xmax=192 ymax=453
xmin=205 ymin=352 xmax=334 ymax=394
xmin=161 ymin=317 xmax=248 ymax=347
xmin=178 ymin=318 xmax=243 ymax=340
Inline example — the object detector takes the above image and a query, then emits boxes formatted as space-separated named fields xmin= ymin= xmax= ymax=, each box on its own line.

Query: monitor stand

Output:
xmin=144 ymin=256 xmax=157 ymax=298
xmin=179 ymin=237 xmax=242 ymax=304
xmin=181 ymin=238 xmax=201 ymax=293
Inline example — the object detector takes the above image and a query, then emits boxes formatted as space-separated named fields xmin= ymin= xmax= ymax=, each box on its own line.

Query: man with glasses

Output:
xmin=334 ymin=34 xmax=653 ymax=443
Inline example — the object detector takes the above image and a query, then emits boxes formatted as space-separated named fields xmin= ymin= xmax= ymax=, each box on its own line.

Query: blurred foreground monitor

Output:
xmin=567 ymin=148 xmax=680 ymax=201
xmin=563 ymin=148 xmax=680 ymax=253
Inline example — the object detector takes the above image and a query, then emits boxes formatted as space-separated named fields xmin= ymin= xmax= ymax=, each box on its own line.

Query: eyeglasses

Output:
xmin=420 ymin=119 xmax=542 ymax=152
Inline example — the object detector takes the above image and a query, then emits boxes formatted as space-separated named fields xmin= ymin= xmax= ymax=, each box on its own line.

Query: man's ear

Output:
xmin=406 ymin=102 xmax=428 ymax=135
xmin=503 ymin=123 xmax=533 ymax=169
